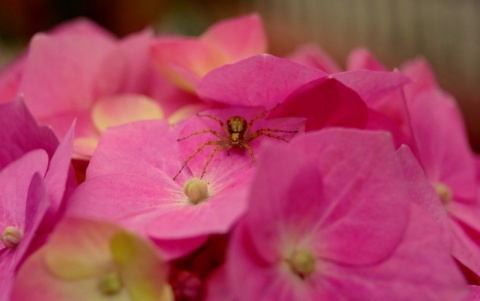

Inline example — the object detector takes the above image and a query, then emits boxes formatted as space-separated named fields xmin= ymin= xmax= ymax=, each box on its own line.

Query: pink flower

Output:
xmin=0 ymin=99 xmax=75 ymax=299
xmin=66 ymin=106 xmax=303 ymax=259
xmin=0 ymin=157 xmax=49 ymax=301
xmin=10 ymin=217 xmax=173 ymax=301
xmin=226 ymin=129 xmax=467 ymax=300
xmin=1 ymin=19 xmax=175 ymax=157
xmin=347 ymin=51 xmax=480 ymax=279
xmin=286 ymin=43 xmax=341 ymax=74
xmin=150 ymin=13 xmax=266 ymax=91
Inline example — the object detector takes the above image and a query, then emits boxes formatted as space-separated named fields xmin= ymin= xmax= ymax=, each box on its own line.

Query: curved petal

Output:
xmin=197 ymin=54 xmax=326 ymax=107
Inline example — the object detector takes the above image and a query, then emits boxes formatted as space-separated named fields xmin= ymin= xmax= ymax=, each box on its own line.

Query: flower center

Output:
xmin=183 ymin=178 xmax=209 ymax=205
xmin=2 ymin=226 xmax=22 ymax=249
xmin=287 ymin=248 xmax=316 ymax=279
xmin=99 ymin=271 xmax=123 ymax=295
xmin=434 ymin=182 xmax=452 ymax=206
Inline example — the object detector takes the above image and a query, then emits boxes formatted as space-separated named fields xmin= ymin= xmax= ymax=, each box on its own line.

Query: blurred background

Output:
xmin=0 ymin=0 xmax=479 ymax=151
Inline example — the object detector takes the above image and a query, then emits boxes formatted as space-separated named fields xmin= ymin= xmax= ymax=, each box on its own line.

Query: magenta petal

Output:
xmin=466 ymin=286 xmax=480 ymax=301
xmin=147 ymin=181 xmax=249 ymax=238
xmin=291 ymin=129 xmax=411 ymax=264
xmin=0 ymin=98 xmax=58 ymax=169
xmin=323 ymin=203 xmax=468 ymax=301
xmin=287 ymin=44 xmax=342 ymax=73
xmin=410 ymin=90 xmax=477 ymax=201
xmin=401 ymin=57 xmax=438 ymax=98
xmin=269 ymin=77 xmax=368 ymax=130
xmin=396 ymin=146 xmax=451 ymax=247
xmin=0 ymin=173 xmax=49 ymax=300
xmin=20 ymin=31 xmax=116 ymax=119
xmin=44 ymin=122 xmax=76 ymax=215
xmin=0 ymin=150 xmax=48 ymax=228
xmin=196 ymin=54 xmax=326 ymax=107
xmin=86 ymin=120 xmax=179 ymax=178
xmin=242 ymin=141 xmax=324 ymax=261
xmin=201 ymin=13 xmax=266 ymax=61
xmin=332 ymin=70 xmax=410 ymax=106
xmin=346 ymin=48 xmax=387 ymax=71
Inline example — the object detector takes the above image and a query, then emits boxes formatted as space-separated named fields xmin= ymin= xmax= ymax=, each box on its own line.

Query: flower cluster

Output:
xmin=1 ymin=13 xmax=479 ymax=301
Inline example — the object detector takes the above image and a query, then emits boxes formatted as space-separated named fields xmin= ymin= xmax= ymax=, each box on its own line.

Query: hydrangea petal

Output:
xmin=321 ymin=203 xmax=468 ymax=301
xmin=332 ymin=70 xmax=410 ymax=106
xmin=290 ymin=129 xmax=410 ymax=264
xmin=196 ymin=54 xmax=326 ymax=107
xmin=410 ymin=90 xmax=477 ymax=201
xmin=287 ymin=44 xmax=341 ymax=73
xmin=201 ymin=13 xmax=266 ymax=61
xmin=45 ymin=218 xmax=120 ymax=279
xmin=91 ymin=94 xmax=164 ymax=132
xmin=19 ymin=31 xmax=116 ymax=119
xmin=346 ymin=48 xmax=387 ymax=71
xmin=269 ymin=77 xmax=368 ymax=130
xmin=110 ymin=231 xmax=171 ymax=300
xmin=0 ymin=98 xmax=58 ymax=169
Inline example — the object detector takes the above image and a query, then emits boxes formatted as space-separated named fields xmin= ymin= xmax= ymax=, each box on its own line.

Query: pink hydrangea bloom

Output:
xmin=0 ymin=19 xmax=177 ymax=157
xmin=0 ymin=99 xmax=75 ymax=299
xmin=346 ymin=50 xmax=480 ymax=278
xmin=66 ymin=108 xmax=302 ymax=259
xmin=226 ymin=129 xmax=467 ymax=300
xmin=0 ymin=157 xmax=49 ymax=301
xmin=150 ymin=13 xmax=266 ymax=91
xmin=10 ymin=217 xmax=173 ymax=301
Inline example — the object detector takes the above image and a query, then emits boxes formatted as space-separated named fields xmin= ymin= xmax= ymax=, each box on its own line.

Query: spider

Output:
xmin=173 ymin=107 xmax=298 ymax=180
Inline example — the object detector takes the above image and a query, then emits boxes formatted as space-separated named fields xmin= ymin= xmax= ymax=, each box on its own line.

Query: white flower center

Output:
xmin=183 ymin=178 xmax=209 ymax=205
xmin=287 ymin=248 xmax=316 ymax=279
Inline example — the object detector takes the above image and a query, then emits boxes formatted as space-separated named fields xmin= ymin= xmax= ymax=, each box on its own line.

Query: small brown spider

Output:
xmin=173 ymin=108 xmax=298 ymax=180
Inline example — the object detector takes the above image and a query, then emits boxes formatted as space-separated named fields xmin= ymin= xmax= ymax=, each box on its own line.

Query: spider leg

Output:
xmin=245 ymin=104 xmax=280 ymax=132
xmin=197 ymin=113 xmax=229 ymax=134
xmin=177 ymin=129 xmax=226 ymax=141
xmin=173 ymin=140 xmax=224 ymax=180
xmin=245 ymin=130 xmax=295 ymax=143
xmin=200 ymin=143 xmax=230 ymax=178
xmin=240 ymin=142 xmax=257 ymax=165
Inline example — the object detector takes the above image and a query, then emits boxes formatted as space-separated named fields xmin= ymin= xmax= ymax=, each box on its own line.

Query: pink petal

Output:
xmin=91 ymin=94 xmax=164 ymax=132
xmin=400 ymin=57 xmax=438 ymax=99
xmin=19 ymin=31 xmax=116 ymax=119
xmin=201 ymin=13 xmax=266 ymax=61
xmin=410 ymin=90 xmax=477 ymax=201
xmin=151 ymin=38 xmax=221 ymax=90
xmin=331 ymin=70 xmax=410 ymax=107
xmin=466 ymin=286 xmax=480 ymax=301
xmin=346 ymin=48 xmax=387 ymax=71
xmin=0 ymin=98 xmax=58 ymax=169
xmin=48 ymin=18 xmax=116 ymax=40
xmin=322 ymin=203 xmax=468 ymax=301
xmin=287 ymin=44 xmax=342 ymax=73
xmin=43 ymin=122 xmax=76 ymax=216
xmin=268 ymin=77 xmax=368 ymax=130
xmin=291 ymin=129 xmax=411 ymax=264
xmin=196 ymin=54 xmax=326 ymax=107
xmin=0 ymin=150 xmax=48 ymax=230
xmin=85 ymin=120 xmax=179 ymax=178
xmin=1 ymin=169 xmax=49 ymax=299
